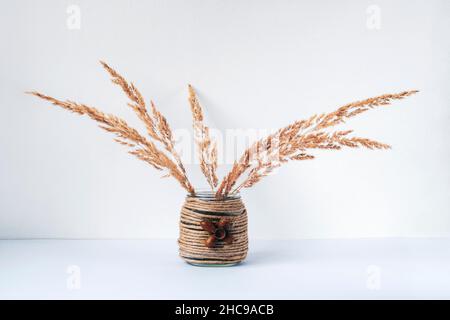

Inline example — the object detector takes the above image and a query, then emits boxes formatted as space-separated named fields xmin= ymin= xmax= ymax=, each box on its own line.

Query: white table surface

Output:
xmin=1 ymin=239 xmax=449 ymax=299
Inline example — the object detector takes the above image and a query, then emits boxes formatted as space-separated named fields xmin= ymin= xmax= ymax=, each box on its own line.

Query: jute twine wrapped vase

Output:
xmin=178 ymin=191 xmax=248 ymax=266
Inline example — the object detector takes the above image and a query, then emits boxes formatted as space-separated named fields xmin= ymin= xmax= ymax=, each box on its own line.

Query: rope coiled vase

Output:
xmin=178 ymin=191 xmax=248 ymax=266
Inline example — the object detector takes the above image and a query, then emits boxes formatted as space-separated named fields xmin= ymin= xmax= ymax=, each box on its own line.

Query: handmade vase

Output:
xmin=178 ymin=191 xmax=248 ymax=266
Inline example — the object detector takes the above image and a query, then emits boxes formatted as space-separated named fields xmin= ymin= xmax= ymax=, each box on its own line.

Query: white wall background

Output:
xmin=0 ymin=0 xmax=449 ymax=239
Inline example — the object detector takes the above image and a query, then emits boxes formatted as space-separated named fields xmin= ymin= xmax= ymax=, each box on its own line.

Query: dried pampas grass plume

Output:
xmin=188 ymin=84 xmax=218 ymax=190
xmin=27 ymin=61 xmax=196 ymax=194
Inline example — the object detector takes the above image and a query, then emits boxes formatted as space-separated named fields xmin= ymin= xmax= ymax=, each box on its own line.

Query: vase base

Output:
xmin=186 ymin=261 xmax=242 ymax=267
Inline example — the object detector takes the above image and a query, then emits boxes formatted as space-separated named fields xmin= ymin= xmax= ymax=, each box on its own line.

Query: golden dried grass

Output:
xmin=215 ymin=90 xmax=418 ymax=197
xmin=188 ymin=85 xmax=218 ymax=190
xmin=27 ymin=62 xmax=195 ymax=194
xmin=27 ymin=61 xmax=418 ymax=197
xmin=99 ymin=62 xmax=191 ymax=189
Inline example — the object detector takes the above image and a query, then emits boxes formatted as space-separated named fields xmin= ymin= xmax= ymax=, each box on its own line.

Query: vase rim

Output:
xmin=188 ymin=189 xmax=241 ymax=200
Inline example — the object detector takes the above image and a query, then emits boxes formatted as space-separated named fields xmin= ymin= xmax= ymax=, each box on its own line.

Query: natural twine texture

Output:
xmin=179 ymin=195 xmax=248 ymax=265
